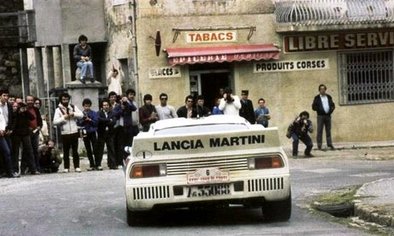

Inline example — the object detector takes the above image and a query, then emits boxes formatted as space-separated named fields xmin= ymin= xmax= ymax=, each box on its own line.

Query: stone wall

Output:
xmin=0 ymin=50 xmax=22 ymax=95
xmin=0 ymin=0 xmax=23 ymax=95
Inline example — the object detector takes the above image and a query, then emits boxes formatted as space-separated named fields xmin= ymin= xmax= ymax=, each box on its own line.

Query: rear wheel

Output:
xmin=126 ymin=206 xmax=146 ymax=226
xmin=262 ymin=194 xmax=292 ymax=222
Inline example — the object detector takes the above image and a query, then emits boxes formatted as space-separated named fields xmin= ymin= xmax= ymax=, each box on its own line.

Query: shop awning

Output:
xmin=165 ymin=44 xmax=280 ymax=66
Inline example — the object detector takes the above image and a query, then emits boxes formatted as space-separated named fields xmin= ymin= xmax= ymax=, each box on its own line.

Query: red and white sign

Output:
xmin=185 ymin=31 xmax=237 ymax=43
xmin=187 ymin=167 xmax=230 ymax=184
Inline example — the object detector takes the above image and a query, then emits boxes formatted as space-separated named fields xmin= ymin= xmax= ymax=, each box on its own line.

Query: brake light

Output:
xmin=130 ymin=164 xmax=166 ymax=178
xmin=248 ymin=156 xmax=284 ymax=169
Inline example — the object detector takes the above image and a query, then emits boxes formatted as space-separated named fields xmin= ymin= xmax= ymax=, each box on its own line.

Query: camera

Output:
xmin=225 ymin=95 xmax=234 ymax=103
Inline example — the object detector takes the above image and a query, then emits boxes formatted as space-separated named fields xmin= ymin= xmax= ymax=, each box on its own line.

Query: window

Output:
xmin=154 ymin=124 xmax=249 ymax=136
xmin=338 ymin=50 xmax=394 ymax=105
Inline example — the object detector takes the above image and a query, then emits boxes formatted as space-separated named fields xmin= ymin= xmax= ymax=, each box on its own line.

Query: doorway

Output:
xmin=189 ymin=69 xmax=231 ymax=110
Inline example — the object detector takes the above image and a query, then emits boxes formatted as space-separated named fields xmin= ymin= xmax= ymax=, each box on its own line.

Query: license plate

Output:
xmin=187 ymin=184 xmax=230 ymax=198
xmin=187 ymin=167 xmax=230 ymax=184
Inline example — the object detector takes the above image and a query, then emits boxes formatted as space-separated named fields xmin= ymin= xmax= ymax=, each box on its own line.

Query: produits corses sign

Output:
xmin=254 ymin=59 xmax=329 ymax=73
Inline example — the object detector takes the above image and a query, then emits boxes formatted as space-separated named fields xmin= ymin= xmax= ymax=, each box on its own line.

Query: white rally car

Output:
xmin=124 ymin=115 xmax=291 ymax=225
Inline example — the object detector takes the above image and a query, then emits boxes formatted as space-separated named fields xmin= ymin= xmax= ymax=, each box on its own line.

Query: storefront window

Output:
xmin=338 ymin=50 xmax=394 ymax=105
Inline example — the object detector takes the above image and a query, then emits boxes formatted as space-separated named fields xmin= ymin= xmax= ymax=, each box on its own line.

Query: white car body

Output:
xmin=124 ymin=115 xmax=291 ymax=225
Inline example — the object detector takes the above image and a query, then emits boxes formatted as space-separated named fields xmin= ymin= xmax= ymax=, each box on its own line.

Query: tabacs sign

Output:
xmin=149 ymin=66 xmax=181 ymax=79
xmin=185 ymin=31 xmax=237 ymax=44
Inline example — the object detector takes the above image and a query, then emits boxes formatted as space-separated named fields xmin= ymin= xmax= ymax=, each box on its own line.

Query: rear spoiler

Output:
xmin=132 ymin=128 xmax=281 ymax=157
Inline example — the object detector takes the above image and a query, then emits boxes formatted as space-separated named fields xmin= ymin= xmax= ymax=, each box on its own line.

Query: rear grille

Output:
xmin=166 ymin=157 xmax=248 ymax=176
xmin=132 ymin=186 xmax=170 ymax=200
xmin=247 ymin=177 xmax=284 ymax=192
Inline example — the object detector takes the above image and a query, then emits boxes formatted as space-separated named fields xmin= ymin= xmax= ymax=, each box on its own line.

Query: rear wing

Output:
xmin=132 ymin=127 xmax=282 ymax=157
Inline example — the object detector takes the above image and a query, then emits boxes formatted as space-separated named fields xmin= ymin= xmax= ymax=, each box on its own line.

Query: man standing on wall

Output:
xmin=312 ymin=84 xmax=335 ymax=150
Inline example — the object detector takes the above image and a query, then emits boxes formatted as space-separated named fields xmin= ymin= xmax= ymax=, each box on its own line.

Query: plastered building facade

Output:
xmin=24 ymin=0 xmax=394 ymax=144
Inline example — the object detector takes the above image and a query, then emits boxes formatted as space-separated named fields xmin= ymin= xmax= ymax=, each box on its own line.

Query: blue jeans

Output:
xmin=77 ymin=61 xmax=94 ymax=79
xmin=0 ymin=136 xmax=15 ymax=175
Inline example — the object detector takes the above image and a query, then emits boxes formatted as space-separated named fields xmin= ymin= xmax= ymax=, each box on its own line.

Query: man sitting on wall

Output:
xmin=73 ymin=34 xmax=94 ymax=84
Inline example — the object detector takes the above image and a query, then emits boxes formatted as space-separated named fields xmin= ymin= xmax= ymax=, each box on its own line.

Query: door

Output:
xmin=189 ymin=71 xmax=231 ymax=110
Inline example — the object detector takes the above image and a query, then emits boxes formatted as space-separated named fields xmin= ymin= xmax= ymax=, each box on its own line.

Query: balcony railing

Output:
xmin=0 ymin=10 xmax=36 ymax=47
xmin=274 ymin=0 xmax=394 ymax=26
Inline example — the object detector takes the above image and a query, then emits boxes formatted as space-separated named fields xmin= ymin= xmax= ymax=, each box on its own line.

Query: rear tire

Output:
xmin=262 ymin=194 xmax=292 ymax=222
xmin=126 ymin=207 xmax=145 ymax=226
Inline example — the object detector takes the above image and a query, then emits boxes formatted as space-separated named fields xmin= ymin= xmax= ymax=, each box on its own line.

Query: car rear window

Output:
xmin=154 ymin=124 xmax=248 ymax=136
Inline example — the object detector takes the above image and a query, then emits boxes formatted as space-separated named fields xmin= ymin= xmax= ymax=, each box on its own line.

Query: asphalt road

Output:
xmin=0 ymin=151 xmax=393 ymax=236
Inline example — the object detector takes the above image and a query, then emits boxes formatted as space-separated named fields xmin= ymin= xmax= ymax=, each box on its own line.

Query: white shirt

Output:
xmin=156 ymin=105 xmax=177 ymax=120
xmin=0 ymin=108 xmax=6 ymax=130
xmin=218 ymin=95 xmax=242 ymax=116
xmin=320 ymin=95 xmax=330 ymax=114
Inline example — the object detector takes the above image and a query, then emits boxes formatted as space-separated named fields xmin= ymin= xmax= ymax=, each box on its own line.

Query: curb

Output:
xmin=354 ymin=178 xmax=394 ymax=227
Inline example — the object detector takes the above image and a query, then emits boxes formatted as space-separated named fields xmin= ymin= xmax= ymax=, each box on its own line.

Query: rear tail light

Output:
xmin=248 ymin=155 xmax=284 ymax=170
xmin=130 ymin=164 xmax=167 ymax=178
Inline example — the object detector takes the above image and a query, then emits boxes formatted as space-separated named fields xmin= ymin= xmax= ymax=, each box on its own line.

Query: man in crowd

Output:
xmin=286 ymin=111 xmax=314 ymax=158
xmin=53 ymin=93 xmax=84 ymax=173
xmin=177 ymin=95 xmax=196 ymax=118
xmin=218 ymin=88 xmax=241 ymax=115
xmin=77 ymin=98 xmax=98 ymax=171
xmin=312 ymin=84 xmax=335 ymax=150
xmin=0 ymin=88 xmax=18 ymax=178
xmin=97 ymin=99 xmax=117 ymax=170
xmin=139 ymin=94 xmax=158 ymax=132
xmin=38 ymin=139 xmax=62 ymax=173
xmin=195 ymin=95 xmax=211 ymax=117
xmin=255 ymin=98 xmax=270 ymax=128
xmin=239 ymin=90 xmax=255 ymax=123
xmin=25 ymin=95 xmax=43 ymax=171
xmin=113 ymin=89 xmax=137 ymax=164
xmin=156 ymin=93 xmax=177 ymax=120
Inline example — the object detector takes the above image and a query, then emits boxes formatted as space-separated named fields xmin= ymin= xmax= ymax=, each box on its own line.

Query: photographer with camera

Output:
xmin=77 ymin=98 xmax=98 ymax=171
xmin=286 ymin=111 xmax=314 ymax=158
xmin=38 ymin=139 xmax=62 ymax=173
xmin=53 ymin=93 xmax=84 ymax=173
xmin=218 ymin=88 xmax=241 ymax=116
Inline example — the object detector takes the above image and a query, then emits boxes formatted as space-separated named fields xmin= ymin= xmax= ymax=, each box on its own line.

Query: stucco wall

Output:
xmin=132 ymin=0 xmax=394 ymax=144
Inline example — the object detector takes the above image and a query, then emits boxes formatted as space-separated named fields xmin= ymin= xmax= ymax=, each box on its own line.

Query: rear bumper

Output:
xmin=126 ymin=173 xmax=291 ymax=211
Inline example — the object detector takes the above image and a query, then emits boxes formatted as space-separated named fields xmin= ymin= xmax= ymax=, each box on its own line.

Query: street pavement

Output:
xmin=284 ymin=140 xmax=394 ymax=228
xmin=74 ymin=140 xmax=394 ymax=228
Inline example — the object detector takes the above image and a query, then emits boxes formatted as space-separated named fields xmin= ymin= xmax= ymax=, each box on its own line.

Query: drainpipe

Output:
xmin=130 ymin=0 xmax=140 ymax=105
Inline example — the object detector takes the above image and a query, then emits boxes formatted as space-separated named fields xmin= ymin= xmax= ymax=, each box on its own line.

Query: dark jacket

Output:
xmin=289 ymin=117 xmax=313 ymax=137
xmin=139 ymin=104 xmax=158 ymax=132
xmin=312 ymin=94 xmax=335 ymax=116
xmin=195 ymin=105 xmax=211 ymax=117
xmin=239 ymin=99 xmax=255 ymax=124
xmin=77 ymin=109 xmax=98 ymax=133
xmin=73 ymin=44 xmax=92 ymax=63
xmin=97 ymin=109 xmax=117 ymax=135
xmin=113 ymin=100 xmax=137 ymax=127
xmin=13 ymin=109 xmax=34 ymax=136
xmin=176 ymin=106 xmax=197 ymax=118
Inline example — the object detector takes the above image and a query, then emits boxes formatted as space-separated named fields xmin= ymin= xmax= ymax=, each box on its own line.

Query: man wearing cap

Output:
xmin=239 ymin=90 xmax=255 ymax=124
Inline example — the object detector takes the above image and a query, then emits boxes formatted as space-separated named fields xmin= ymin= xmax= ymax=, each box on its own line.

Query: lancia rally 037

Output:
xmin=124 ymin=115 xmax=291 ymax=225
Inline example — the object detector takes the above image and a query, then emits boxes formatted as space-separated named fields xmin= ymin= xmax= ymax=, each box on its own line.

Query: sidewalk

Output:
xmin=285 ymin=140 xmax=394 ymax=228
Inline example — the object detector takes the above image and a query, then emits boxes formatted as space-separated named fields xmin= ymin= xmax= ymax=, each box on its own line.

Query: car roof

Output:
xmin=151 ymin=115 xmax=249 ymax=131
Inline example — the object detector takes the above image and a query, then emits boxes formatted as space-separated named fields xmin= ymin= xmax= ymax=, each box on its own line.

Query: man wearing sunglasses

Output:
xmin=155 ymin=93 xmax=177 ymax=120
